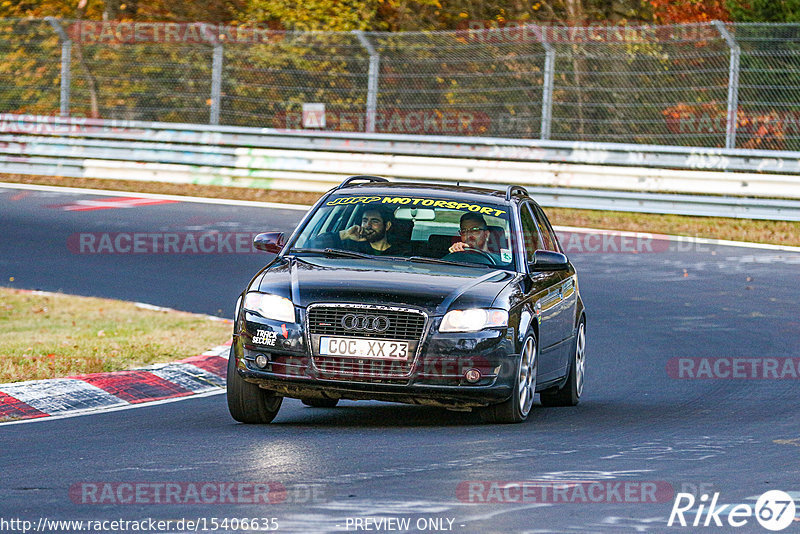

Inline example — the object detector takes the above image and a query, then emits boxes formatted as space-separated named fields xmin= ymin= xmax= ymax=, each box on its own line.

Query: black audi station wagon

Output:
xmin=228 ymin=176 xmax=586 ymax=424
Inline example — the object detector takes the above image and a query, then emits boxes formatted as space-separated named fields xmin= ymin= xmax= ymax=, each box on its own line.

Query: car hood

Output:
xmin=254 ymin=256 xmax=515 ymax=315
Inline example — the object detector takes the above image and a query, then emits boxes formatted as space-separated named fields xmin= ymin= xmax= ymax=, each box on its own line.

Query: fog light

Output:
xmin=255 ymin=354 xmax=269 ymax=368
xmin=464 ymin=368 xmax=481 ymax=383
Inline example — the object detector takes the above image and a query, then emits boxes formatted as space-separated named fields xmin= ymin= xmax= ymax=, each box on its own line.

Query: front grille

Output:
xmin=307 ymin=305 xmax=427 ymax=380
xmin=308 ymin=306 xmax=425 ymax=341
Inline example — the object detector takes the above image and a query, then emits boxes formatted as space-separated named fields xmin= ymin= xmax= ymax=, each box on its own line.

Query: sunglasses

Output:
xmin=459 ymin=226 xmax=488 ymax=235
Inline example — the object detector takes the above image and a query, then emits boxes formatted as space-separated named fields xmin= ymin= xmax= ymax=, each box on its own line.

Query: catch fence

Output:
xmin=1 ymin=19 xmax=799 ymax=150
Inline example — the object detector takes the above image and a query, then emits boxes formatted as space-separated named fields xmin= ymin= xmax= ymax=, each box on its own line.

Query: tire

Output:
xmin=540 ymin=319 xmax=585 ymax=407
xmin=226 ymin=347 xmax=283 ymax=424
xmin=481 ymin=334 xmax=537 ymax=424
xmin=301 ymin=398 xmax=339 ymax=408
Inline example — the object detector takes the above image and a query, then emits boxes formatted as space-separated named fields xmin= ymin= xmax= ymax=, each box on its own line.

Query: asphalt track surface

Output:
xmin=1 ymin=185 xmax=800 ymax=533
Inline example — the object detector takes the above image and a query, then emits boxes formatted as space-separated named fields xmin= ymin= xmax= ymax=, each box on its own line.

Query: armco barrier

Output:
xmin=2 ymin=114 xmax=800 ymax=219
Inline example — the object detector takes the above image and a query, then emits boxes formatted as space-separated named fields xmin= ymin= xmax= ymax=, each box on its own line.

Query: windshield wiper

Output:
xmin=404 ymin=256 xmax=481 ymax=267
xmin=290 ymin=247 xmax=374 ymax=260
xmin=322 ymin=248 xmax=375 ymax=259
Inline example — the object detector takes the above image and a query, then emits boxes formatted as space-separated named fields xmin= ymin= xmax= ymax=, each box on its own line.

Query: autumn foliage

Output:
xmin=650 ymin=0 xmax=730 ymax=24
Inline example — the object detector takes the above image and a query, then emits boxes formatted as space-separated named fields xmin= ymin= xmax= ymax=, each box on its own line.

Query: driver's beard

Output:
xmin=365 ymin=227 xmax=386 ymax=243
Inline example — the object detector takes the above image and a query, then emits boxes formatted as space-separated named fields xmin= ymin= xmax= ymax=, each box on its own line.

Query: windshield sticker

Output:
xmin=501 ymin=249 xmax=512 ymax=263
xmin=326 ymin=195 xmax=506 ymax=216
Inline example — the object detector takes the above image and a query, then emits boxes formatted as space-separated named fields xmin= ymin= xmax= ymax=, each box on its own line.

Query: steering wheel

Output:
xmin=443 ymin=248 xmax=498 ymax=266
xmin=308 ymin=233 xmax=338 ymax=249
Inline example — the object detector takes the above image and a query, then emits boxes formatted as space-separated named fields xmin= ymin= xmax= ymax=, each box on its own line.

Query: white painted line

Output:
xmin=133 ymin=301 xmax=230 ymax=322
xmin=3 ymin=181 xmax=798 ymax=251
xmin=0 ymin=181 xmax=311 ymax=211
xmin=133 ymin=302 xmax=174 ymax=312
xmin=12 ymin=291 xmax=230 ymax=322
xmin=0 ymin=378 xmax=128 ymax=415
xmin=0 ymin=388 xmax=225 ymax=427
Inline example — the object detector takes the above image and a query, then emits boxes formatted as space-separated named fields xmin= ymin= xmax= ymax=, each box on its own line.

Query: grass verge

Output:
xmin=0 ymin=288 xmax=231 ymax=383
xmin=3 ymin=174 xmax=800 ymax=247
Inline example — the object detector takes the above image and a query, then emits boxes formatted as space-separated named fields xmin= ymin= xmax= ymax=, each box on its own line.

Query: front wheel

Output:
xmin=481 ymin=335 xmax=537 ymax=424
xmin=540 ymin=319 xmax=585 ymax=407
xmin=227 ymin=347 xmax=283 ymax=423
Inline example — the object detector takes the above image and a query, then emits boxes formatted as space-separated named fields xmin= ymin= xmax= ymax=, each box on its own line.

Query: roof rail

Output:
xmin=505 ymin=185 xmax=528 ymax=201
xmin=337 ymin=175 xmax=390 ymax=189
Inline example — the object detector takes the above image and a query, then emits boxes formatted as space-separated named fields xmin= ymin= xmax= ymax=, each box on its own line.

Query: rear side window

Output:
xmin=519 ymin=204 xmax=542 ymax=263
xmin=532 ymin=205 xmax=561 ymax=253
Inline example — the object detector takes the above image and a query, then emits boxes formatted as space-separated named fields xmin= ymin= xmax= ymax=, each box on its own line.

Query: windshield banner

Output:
xmin=325 ymin=196 xmax=506 ymax=217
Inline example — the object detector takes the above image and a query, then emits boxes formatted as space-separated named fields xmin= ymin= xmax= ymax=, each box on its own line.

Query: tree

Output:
xmin=726 ymin=0 xmax=800 ymax=22
xmin=649 ymin=0 xmax=729 ymax=23
xmin=0 ymin=0 xmax=245 ymax=23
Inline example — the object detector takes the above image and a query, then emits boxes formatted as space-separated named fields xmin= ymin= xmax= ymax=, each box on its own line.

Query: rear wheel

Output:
xmin=301 ymin=398 xmax=339 ymax=408
xmin=226 ymin=347 xmax=283 ymax=423
xmin=540 ymin=319 xmax=585 ymax=407
xmin=481 ymin=334 xmax=537 ymax=424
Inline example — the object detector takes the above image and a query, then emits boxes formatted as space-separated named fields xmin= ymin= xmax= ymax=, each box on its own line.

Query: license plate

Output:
xmin=319 ymin=337 xmax=409 ymax=360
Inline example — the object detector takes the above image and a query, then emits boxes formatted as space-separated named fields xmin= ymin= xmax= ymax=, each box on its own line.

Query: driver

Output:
xmin=336 ymin=206 xmax=407 ymax=256
xmin=449 ymin=213 xmax=490 ymax=254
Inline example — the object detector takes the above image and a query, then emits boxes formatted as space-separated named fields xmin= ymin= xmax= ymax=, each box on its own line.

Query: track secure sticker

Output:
xmin=326 ymin=196 xmax=506 ymax=216
xmin=252 ymin=329 xmax=278 ymax=346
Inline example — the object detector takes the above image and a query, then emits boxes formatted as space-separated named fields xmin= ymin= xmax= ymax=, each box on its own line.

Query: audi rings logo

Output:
xmin=341 ymin=314 xmax=391 ymax=333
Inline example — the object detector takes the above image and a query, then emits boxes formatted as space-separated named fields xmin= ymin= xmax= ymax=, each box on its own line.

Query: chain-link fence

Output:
xmin=1 ymin=19 xmax=799 ymax=150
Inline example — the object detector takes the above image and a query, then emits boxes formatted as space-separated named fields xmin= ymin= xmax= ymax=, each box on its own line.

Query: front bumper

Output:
xmin=234 ymin=311 xmax=518 ymax=408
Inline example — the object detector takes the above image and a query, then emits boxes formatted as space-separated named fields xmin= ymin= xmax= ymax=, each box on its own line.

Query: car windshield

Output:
xmin=290 ymin=193 xmax=516 ymax=270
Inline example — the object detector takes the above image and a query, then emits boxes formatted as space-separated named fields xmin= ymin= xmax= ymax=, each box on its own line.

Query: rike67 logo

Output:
xmin=668 ymin=490 xmax=797 ymax=531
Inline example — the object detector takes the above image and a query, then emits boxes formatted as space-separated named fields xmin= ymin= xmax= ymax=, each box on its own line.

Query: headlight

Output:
xmin=243 ymin=292 xmax=295 ymax=323
xmin=440 ymin=308 xmax=508 ymax=333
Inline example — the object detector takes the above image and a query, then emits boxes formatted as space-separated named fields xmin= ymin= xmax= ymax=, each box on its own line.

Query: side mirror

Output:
xmin=253 ymin=232 xmax=285 ymax=254
xmin=529 ymin=250 xmax=569 ymax=271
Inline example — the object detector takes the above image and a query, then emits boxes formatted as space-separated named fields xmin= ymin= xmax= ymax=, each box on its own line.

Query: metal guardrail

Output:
xmin=2 ymin=114 xmax=800 ymax=220
xmin=4 ymin=114 xmax=800 ymax=173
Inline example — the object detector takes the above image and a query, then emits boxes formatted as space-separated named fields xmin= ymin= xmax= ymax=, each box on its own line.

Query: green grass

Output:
xmin=0 ymin=288 xmax=232 ymax=383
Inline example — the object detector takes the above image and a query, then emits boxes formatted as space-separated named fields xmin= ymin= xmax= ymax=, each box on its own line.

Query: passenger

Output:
xmin=336 ymin=206 xmax=408 ymax=256
xmin=448 ymin=213 xmax=490 ymax=254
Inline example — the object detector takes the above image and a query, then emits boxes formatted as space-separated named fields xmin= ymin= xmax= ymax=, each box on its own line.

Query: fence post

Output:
xmin=45 ymin=17 xmax=71 ymax=117
xmin=538 ymin=27 xmax=555 ymax=140
xmin=713 ymin=21 xmax=740 ymax=150
xmin=353 ymin=30 xmax=379 ymax=133
xmin=202 ymin=24 xmax=224 ymax=125
xmin=210 ymin=43 xmax=223 ymax=125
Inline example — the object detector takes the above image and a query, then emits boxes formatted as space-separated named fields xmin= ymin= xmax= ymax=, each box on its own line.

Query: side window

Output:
xmin=532 ymin=205 xmax=560 ymax=252
xmin=519 ymin=203 xmax=542 ymax=263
